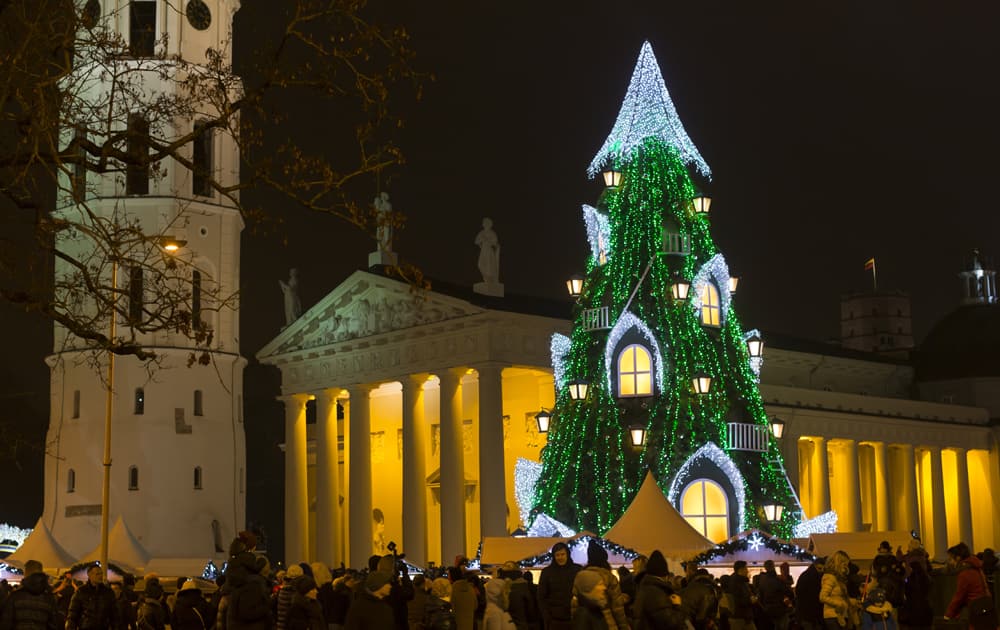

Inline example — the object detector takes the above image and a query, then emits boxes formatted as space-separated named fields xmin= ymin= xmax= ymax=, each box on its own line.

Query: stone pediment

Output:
xmin=257 ymin=270 xmax=484 ymax=359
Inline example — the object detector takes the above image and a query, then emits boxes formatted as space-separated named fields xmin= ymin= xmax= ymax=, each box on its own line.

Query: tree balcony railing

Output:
xmin=582 ymin=306 xmax=611 ymax=331
xmin=727 ymin=422 xmax=769 ymax=452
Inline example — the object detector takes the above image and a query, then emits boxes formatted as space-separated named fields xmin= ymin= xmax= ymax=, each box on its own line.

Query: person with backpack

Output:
xmin=226 ymin=552 xmax=273 ymax=630
xmin=424 ymin=577 xmax=456 ymax=630
xmin=632 ymin=550 xmax=687 ymax=630
xmin=682 ymin=567 xmax=721 ymax=630
xmin=171 ymin=580 xmax=213 ymax=630
xmin=944 ymin=543 xmax=997 ymax=630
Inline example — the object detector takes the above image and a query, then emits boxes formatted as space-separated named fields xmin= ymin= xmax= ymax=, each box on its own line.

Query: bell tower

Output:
xmin=43 ymin=0 xmax=245 ymax=567
xmin=959 ymin=249 xmax=997 ymax=305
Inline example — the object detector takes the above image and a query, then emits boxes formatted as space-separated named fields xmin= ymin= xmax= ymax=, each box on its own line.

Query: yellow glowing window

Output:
xmin=618 ymin=344 xmax=653 ymax=397
xmin=700 ymin=283 xmax=721 ymax=326
xmin=680 ymin=479 xmax=729 ymax=542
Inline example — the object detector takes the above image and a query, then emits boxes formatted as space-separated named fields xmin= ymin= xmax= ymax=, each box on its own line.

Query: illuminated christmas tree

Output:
xmin=531 ymin=42 xmax=802 ymax=540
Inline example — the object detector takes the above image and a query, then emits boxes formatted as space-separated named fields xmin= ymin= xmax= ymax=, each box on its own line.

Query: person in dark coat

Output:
xmin=756 ymin=561 xmax=794 ymax=630
xmin=726 ymin=561 xmax=756 ymax=630
xmin=633 ymin=550 xmax=687 ymax=630
xmin=287 ymin=576 xmax=326 ymax=630
xmin=681 ymin=567 xmax=721 ymax=630
xmin=226 ymin=552 xmax=273 ymax=630
xmin=870 ymin=542 xmax=904 ymax=609
xmin=505 ymin=566 xmax=541 ymax=630
xmin=171 ymin=580 xmax=213 ymax=630
xmin=137 ymin=580 xmax=168 ymax=630
xmin=0 ymin=559 xmax=60 ymax=630
xmin=539 ymin=543 xmax=582 ymax=630
xmin=795 ymin=557 xmax=825 ymax=630
xmin=897 ymin=560 xmax=932 ymax=630
xmin=408 ymin=575 xmax=429 ymax=630
xmin=329 ymin=570 xmax=361 ymax=628
xmin=66 ymin=565 xmax=119 ymax=630
xmin=571 ymin=569 xmax=611 ymax=630
xmin=376 ymin=554 xmax=415 ymax=630
xmin=344 ymin=571 xmax=395 ymax=630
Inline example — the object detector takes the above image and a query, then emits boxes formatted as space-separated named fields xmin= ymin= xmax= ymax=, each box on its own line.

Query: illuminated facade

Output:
xmin=258 ymin=267 xmax=1000 ymax=567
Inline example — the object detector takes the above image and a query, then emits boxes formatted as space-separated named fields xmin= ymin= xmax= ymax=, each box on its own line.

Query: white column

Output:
xmin=813 ymin=437 xmax=831 ymax=514
xmin=347 ymin=384 xmax=375 ymax=570
xmin=401 ymin=375 xmax=428 ymax=567
xmin=872 ymin=442 xmax=891 ymax=531
xmin=842 ymin=439 xmax=863 ymax=532
xmin=953 ymin=447 xmax=974 ymax=548
xmin=893 ymin=444 xmax=920 ymax=535
xmin=281 ymin=393 xmax=310 ymax=565
xmin=438 ymin=368 xmax=466 ymax=565
xmin=928 ymin=446 xmax=948 ymax=561
xmin=476 ymin=363 xmax=507 ymax=538
xmin=315 ymin=388 xmax=344 ymax=568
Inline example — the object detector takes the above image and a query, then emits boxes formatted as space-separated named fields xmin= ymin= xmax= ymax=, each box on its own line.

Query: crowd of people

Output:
xmin=0 ymin=532 xmax=997 ymax=630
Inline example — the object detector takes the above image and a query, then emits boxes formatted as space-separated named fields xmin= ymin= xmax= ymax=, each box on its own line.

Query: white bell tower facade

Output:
xmin=43 ymin=0 xmax=245 ymax=567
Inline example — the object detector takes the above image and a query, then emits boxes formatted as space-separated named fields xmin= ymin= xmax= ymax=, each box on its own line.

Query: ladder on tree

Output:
xmin=769 ymin=453 xmax=804 ymax=513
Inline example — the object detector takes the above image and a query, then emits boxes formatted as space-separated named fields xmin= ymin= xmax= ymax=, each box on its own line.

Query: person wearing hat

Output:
xmin=225 ymin=551 xmax=273 ymax=630
xmin=344 ymin=571 xmax=394 ymax=629
xmin=287 ymin=575 xmax=326 ymax=630
xmin=681 ymin=565 xmax=722 ymax=630
xmin=538 ymin=542 xmax=582 ymax=630
xmin=503 ymin=562 xmax=541 ymax=630
xmin=275 ymin=564 xmax=305 ymax=630
xmin=484 ymin=578 xmax=517 ymax=630
xmin=870 ymin=542 xmax=904 ymax=610
xmin=727 ymin=561 xmax=757 ymax=630
xmin=572 ymin=541 xmax=629 ymax=630
xmin=171 ymin=579 xmax=213 ymax=630
xmin=632 ymin=549 xmax=686 ymax=630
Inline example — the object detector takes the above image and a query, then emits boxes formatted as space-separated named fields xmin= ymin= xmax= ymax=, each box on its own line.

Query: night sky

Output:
xmin=4 ymin=1 xmax=1000 ymax=552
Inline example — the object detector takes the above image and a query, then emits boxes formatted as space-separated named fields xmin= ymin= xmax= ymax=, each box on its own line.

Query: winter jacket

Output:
xmin=484 ymin=601 xmax=517 ymax=630
xmin=287 ymin=593 xmax=325 ymax=630
xmin=424 ymin=594 xmax=455 ymax=630
xmin=946 ymin=556 xmax=990 ymax=620
xmin=871 ymin=552 xmax=905 ymax=607
xmin=572 ymin=597 xmax=611 ymax=630
xmin=451 ymin=579 xmax=478 ymax=630
xmin=66 ymin=582 xmax=119 ymax=630
xmin=137 ymin=597 xmax=168 ymax=630
xmin=274 ymin=583 xmax=296 ymax=630
xmin=388 ymin=575 xmax=416 ymax=630
xmin=408 ymin=585 xmax=429 ymax=627
xmin=539 ymin=560 xmax=582 ymax=624
xmin=898 ymin=563 xmax=933 ymax=628
xmin=344 ymin=591 xmax=394 ymax=630
xmin=756 ymin=570 xmax=793 ymax=619
xmin=0 ymin=571 xmax=60 ymax=630
xmin=819 ymin=573 xmax=850 ymax=626
xmin=570 ymin=567 xmax=628 ymax=630
xmin=327 ymin=578 xmax=355 ymax=625
xmin=633 ymin=574 xmax=686 ymax=630
xmin=227 ymin=572 xmax=272 ymax=630
xmin=726 ymin=574 xmax=755 ymax=621
xmin=794 ymin=565 xmax=824 ymax=625
xmin=507 ymin=578 xmax=541 ymax=630
xmin=680 ymin=573 xmax=720 ymax=630
xmin=171 ymin=589 xmax=213 ymax=629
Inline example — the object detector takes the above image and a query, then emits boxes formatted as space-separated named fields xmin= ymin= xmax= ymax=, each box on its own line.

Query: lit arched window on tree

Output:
xmin=617 ymin=344 xmax=653 ymax=397
xmin=700 ymin=283 xmax=721 ymax=326
xmin=680 ymin=479 xmax=729 ymax=542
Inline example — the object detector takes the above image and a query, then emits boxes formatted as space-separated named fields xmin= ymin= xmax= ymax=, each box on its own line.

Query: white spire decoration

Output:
xmin=588 ymin=41 xmax=711 ymax=179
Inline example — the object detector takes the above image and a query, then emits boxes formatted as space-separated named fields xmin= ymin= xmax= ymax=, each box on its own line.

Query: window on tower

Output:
xmin=192 ymin=121 xmax=213 ymax=197
xmin=700 ymin=283 xmax=721 ymax=326
xmin=72 ymin=390 xmax=81 ymax=419
xmin=128 ymin=466 xmax=139 ymax=490
xmin=126 ymin=114 xmax=149 ymax=195
xmin=134 ymin=388 xmax=145 ymax=415
xmin=129 ymin=0 xmax=156 ymax=57
xmin=680 ymin=478 xmax=729 ymax=542
xmin=617 ymin=344 xmax=653 ymax=397
xmin=194 ymin=466 xmax=203 ymax=489
xmin=72 ymin=129 xmax=87 ymax=201
xmin=129 ymin=266 xmax=143 ymax=323
xmin=67 ymin=469 xmax=76 ymax=493
xmin=194 ymin=389 xmax=203 ymax=416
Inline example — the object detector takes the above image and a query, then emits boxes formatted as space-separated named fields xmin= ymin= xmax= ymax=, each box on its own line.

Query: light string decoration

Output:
xmin=588 ymin=41 xmax=711 ymax=180
xmin=603 ymin=311 xmax=668 ymax=393
xmin=666 ymin=442 xmax=747 ymax=533
xmin=550 ymin=334 xmax=572 ymax=388
xmin=515 ymin=457 xmax=543 ymax=528
xmin=583 ymin=205 xmax=613 ymax=265
xmin=687 ymin=529 xmax=816 ymax=566
xmin=0 ymin=523 xmax=31 ymax=548
xmin=689 ymin=254 xmax=733 ymax=324
xmin=531 ymin=42 xmax=801 ymax=539
xmin=793 ymin=511 xmax=839 ymax=537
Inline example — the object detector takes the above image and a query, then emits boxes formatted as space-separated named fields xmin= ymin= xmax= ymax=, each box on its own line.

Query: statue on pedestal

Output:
xmin=279 ymin=268 xmax=302 ymax=327
xmin=368 ymin=192 xmax=398 ymax=267
xmin=473 ymin=217 xmax=504 ymax=297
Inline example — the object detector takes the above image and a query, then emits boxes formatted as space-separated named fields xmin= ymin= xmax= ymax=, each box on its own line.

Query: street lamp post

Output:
xmin=99 ymin=236 xmax=185 ymax=577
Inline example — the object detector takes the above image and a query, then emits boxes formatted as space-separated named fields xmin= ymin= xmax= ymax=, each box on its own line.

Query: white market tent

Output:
xmin=603 ymin=472 xmax=715 ymax=559
xmin=4 ymin=518 xmax=76 ymax=571
xmin=808 ymin=531 xmax=913 ymax=568
xmin=81 ymin=516 xmax=150 ymax=573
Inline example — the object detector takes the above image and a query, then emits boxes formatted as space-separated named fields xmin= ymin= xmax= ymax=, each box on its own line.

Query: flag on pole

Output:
xmin=864 ymin=257 xmax=875 ymax=271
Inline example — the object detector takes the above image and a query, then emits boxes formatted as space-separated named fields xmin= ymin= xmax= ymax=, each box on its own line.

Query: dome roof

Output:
xmin=916 ymin=305 xmax=1000 ymax=381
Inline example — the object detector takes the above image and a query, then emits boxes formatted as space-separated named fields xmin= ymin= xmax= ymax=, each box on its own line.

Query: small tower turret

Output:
xmin=959 ymin=249 xmax=997 ymax=305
